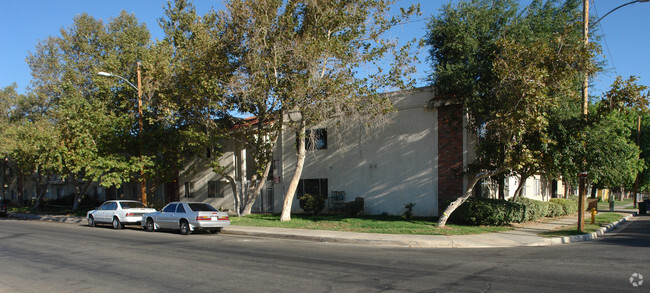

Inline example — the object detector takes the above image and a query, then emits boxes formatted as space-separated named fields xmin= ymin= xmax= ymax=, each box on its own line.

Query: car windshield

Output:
xmin=120 ymin=201 xmax=147 ymax=209
xmin=188 ymin=203 xmax=218 ymax=212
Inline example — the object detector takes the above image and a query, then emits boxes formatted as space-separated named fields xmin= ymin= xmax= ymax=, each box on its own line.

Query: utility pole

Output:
xmin=578 ymin=0 xmax=589 ymax=233
xmin=137 ymin=62 xmax=147 ymax=206
xmin=633 ymin=115 xmax=641 ymax=208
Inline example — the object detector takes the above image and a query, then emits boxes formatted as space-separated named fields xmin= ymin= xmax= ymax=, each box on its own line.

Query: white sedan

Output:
xmin=141 ymin=202 xmax=230 ymax=235
xmin=87 ymin=200 xmax=157 ymax=229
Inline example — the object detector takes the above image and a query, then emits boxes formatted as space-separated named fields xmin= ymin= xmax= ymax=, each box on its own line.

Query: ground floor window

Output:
xmin=184 ymin=182 xmax=194 ymax=198
xmin=208 ymin=181 xmax=227 ymax=198
xmin=297 ymin=178 xmax=328 ymax=199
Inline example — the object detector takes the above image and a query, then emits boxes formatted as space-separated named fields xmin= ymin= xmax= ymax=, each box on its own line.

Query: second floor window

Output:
xmin=298 ymin=128 xmax=327 ymax=150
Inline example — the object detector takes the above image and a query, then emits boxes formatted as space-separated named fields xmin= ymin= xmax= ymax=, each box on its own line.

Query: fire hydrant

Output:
xmin=590 ymin=208 xmax=597 ymax=224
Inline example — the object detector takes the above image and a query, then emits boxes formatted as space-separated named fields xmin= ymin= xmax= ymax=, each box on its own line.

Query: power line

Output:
xmin=592 ymin=0 xmax=619 ymax=77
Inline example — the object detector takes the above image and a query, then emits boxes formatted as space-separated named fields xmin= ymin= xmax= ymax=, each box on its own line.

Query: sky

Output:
xmin=1 ymin=0 xmax=649 ymax=97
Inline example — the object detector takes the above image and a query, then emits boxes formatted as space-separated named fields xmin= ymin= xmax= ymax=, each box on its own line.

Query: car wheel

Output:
xmin=145 ymin=218 xmax=155 ymax=232
xmin=112 ymin=217 xmax=123 ymax=230
xmin=179 ymin=220 xmax=191 ymax=235
xmin=88 ymin=216 xmax=95 ymax=227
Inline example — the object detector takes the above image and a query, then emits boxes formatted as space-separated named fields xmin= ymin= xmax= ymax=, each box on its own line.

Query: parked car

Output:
xmin=141 ymin=202 xmax=230 ymax=235
xmin=87 ymin=200 xmax=156 ymax=229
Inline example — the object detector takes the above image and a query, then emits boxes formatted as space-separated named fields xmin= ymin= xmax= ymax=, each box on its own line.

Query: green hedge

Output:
xmin=514 ymin=197 xmax=548 ymax=221
xmin=549 ymin=198 xmax=579 ymax=215
xmin=448 ymin=197 xmax=525 ymax=226
xmin=447 ymin=196 xmax=580 ymax=226
xmin=545 ymin=201 xmax=565 ymax=217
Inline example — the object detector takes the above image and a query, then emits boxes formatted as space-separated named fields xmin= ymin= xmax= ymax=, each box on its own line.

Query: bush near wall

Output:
xmin=448 ymin=196 xmax=581 ymax=226
xmin=514 ymin=197 xmax=550 ymax=221
xmin=545 ymin=201 xmax=565 ymax=217
xmin=448 ymin=197 xmax=525 ymax=226
xmin=549 ymin=198 xmax=579 ymax=215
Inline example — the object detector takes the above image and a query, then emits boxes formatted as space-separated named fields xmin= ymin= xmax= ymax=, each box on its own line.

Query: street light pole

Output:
xmin=579 ymin=0 xmax=649 ymax=231
xmin=98 ymin=64 xmax=148 ymax=206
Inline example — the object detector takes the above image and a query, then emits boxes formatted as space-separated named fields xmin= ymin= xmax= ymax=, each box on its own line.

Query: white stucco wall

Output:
xmin=273 ymin=87 xmax=439 ymax=216
xmin=506 ymin=174 xmax=558 ymax=201
xmin=178 ymin=144 xmax=237 ymax=211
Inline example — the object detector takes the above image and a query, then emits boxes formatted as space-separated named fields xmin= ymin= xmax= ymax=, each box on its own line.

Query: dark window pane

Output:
xmin=120 ymin=201 xmax=146 ymax=209
xmin=163 ymin=203 xmax=177 ymax=213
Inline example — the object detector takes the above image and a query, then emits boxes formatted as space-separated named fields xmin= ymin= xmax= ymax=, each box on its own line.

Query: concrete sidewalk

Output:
xmin=223 ymin=209 xmax=637 ymax=248
xmin=5 ymin=204 xmax=639 ymax=248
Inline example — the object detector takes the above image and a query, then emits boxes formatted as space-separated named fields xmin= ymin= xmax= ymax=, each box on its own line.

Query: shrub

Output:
xmin=448 ymin=197 xmax=525 ymax=226
xmin=403 ymin=202 xmax=415 ymax=220
xmin=345 ymin=197 xmax=364 ymax=216
xmin=545 ymin=201 xmax=565 ymax=217
xmin=514 ymin=197 xmax=549 ymax=222
xmin=549 ymin=198 xmax=579 ymax=215
xmin=298 ymin=193 xmax=325 ymax=215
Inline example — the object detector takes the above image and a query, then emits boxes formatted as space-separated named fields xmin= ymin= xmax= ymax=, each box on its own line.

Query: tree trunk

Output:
xmin=511 ymin=174 xmax=529 ymax=202
xmin=280 ymin=120 xmax=306 ymax=222
xmin=31 ymin=174 xmax=48 ymax=210
xmin=437 ymin=168 xmax=505 ymax=228
xmin=72 ymin=180 xmax=93 ymax=211
xmin=17 ymin=176 xmax=24 ymax=207
xmin=590 ymin=184 xmax=597 ymax=199
xmin=221 ymin=173 xmax=240 ymax=217
xmin=498 ymin=176 xmax=506 ymax=200
xmin=31 ymin=184 xmax=48 ymax=210
xmin=563 ymin=181 xmax=569 ymax=199
xmin=241 ymin=157 xmax=273 ymax=216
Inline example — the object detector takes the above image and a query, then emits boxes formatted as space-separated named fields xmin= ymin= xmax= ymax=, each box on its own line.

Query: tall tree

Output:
xmin=167 ymin=0 xmax=420 ymax=219
xmin=221 ymin=0 xmax=420 ymax=221
xmin=26 ymin=12 xmax=156 ymax=209
xmin=427 ymin=0 xmax=596 ymax=227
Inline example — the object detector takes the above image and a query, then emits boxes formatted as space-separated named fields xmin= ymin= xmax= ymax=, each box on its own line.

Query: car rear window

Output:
xmin=119 ymin=201 xmax=147 ymax=209
xmin=188 ymin=203 xmax=218 ymax=212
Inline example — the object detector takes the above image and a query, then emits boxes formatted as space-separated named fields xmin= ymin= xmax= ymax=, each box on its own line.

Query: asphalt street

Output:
xmin=0 ymin=215 xmax=648 ymax=292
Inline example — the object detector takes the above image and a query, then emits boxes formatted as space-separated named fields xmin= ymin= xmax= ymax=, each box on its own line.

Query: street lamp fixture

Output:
xmin=97 ymin=71 xmax=138 ymax=92
xmin=97 ymin=63 xmax=147 ymax=206
xmin=591 ymin=0 xmax=650 ymax=27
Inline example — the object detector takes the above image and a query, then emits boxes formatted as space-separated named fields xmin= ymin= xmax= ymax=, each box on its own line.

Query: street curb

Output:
xmin=546 ymin=213 xmax=637 ymax=245
xmin=221 ymin=229 xmax=434 ymax=247
xmin=6 ymin=213 xmax=86 ymax=224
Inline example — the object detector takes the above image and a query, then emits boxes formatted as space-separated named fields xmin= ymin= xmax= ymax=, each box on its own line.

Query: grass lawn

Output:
xmin=596 ymin=198 xmax=635 ymax=210
xmin=230 ymin=213 xmax=513 ymax=235
xmin=538 ymin=212 xmax=627 ymax=238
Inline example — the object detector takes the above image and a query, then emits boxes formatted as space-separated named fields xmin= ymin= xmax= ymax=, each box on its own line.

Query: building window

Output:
xmin=184 ymin=182 xmax=194 ymax=198
xmin=298 ymin=129 xmax=327 ymax=150
xmin=296 ymin=178 xmax=328 ymax=199
xmin=208 ymin=181 xmax=227 ymax=198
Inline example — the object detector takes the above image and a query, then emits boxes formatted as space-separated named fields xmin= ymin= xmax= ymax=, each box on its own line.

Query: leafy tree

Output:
xmin=157 ymin=0 xmax=236 ymax=207
xmin=26 ymin=12 xmax=155 ymax=209
xmin=162 ymin=0 xmax=420 ymax=219
xmin=272 ymin=0 xmax=421 ymax=221
xmin=218 ymin=0 xmax=419 ymax=221
xmin=427 ymin=0 xmax=596 ymax=227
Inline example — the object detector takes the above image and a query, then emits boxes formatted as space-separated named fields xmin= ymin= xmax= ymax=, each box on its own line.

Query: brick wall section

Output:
xmin=438 ymin=104 xmax=464 ymax=207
